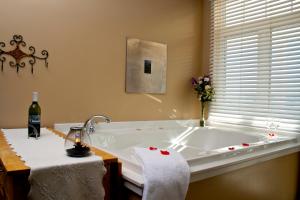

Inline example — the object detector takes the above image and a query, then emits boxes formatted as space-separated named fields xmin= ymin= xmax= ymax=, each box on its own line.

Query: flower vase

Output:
xmin=200 ymin=102 xmax=205 ymax=127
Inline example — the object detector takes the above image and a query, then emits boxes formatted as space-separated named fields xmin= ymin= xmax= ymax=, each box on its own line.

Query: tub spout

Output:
xmin=83 ymin=115 xmax=111 ymax=134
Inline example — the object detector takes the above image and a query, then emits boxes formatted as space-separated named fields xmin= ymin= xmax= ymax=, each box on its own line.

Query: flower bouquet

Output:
xmin=192 ymin=75 xmax=214 ymax=127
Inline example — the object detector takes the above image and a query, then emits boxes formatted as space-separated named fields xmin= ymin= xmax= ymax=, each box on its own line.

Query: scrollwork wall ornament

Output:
xmin=0 ymin=35 xmax=49 ymax=74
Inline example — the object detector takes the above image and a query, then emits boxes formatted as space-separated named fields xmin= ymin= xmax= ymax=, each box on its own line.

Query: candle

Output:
xmin=75 ymin=137 xmax=81 ymax=144
xmin=75 ymin=132 xmax=81 ymax=147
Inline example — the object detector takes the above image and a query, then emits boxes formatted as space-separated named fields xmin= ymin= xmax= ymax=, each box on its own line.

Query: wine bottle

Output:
xmin=28 ymin=92 xmax=41 ymax=137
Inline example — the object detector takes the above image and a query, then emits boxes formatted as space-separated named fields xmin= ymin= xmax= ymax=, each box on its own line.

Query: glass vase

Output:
xmin=200 ymin=102 xmax=205 ymax=127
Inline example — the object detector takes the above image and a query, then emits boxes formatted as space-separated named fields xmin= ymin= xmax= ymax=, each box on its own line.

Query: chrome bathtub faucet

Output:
xmin=83 ymin=115 xmax=111 ymax=134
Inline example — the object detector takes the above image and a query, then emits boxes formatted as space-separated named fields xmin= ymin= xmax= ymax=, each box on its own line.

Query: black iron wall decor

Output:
xmin=0 ymin=35 xmax=49 ymax=74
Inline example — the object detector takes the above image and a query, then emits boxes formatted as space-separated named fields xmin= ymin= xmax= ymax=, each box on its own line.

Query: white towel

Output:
xmin=2 ymin=128 xmax=106 ymax=200
xmin=135 ymin=147 xmax=190 ymax=200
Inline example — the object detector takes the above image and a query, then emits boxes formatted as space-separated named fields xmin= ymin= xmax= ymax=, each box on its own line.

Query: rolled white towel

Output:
xmin=135 ymin=147 xmax=190 ymax=200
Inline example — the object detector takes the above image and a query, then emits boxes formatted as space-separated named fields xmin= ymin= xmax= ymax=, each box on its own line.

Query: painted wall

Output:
xmin=0 ymin=0 xmax=204 ymax=128
xmin=186 ymin=153 xmax=300 ymax=200
xmin=200 ymin=0 xmax=211 ymax=75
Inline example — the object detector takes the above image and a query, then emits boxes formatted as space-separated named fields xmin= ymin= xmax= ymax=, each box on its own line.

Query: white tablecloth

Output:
xmin=2 ymin=128 xmax=106 ymax=200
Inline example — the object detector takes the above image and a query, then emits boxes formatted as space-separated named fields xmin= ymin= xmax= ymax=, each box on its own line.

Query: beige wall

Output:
xmin=186 ymin=153 xmax=300 ymax=200
xmin=0 ymin=0 xmax=206 ymax=128
xmin=201 ymin=0 xmax=211 ymax=75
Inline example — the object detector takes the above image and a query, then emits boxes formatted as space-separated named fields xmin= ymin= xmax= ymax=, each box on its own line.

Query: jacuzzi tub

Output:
xmin=54 ymin=120 xmax=300 ymax=195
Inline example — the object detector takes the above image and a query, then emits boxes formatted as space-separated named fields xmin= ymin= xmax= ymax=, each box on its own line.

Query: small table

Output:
xmin=0 ymin=128 xmax=121 ymax=200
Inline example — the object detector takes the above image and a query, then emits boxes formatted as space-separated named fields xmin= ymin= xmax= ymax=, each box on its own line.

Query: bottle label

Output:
xmin=29 ymin=115 xmax=40 ymax=124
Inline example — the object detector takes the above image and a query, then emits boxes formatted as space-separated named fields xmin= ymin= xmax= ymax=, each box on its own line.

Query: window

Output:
xmin=210 ymin=0 xmax=300 ymax=131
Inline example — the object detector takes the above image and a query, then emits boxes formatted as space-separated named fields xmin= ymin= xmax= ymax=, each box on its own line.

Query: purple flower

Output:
xmin=191 ymin=74 xmax=214 ymax=102
xmin=191 ymin=77 xmax=198 ymax=85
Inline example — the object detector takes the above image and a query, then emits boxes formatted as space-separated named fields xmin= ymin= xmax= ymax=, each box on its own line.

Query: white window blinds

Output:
xmin=210 ymin=0 xmax=300 ymax=132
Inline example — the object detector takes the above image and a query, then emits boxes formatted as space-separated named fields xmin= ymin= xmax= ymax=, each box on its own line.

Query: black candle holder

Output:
xmin=65 ymin=126 xmax=91 ymax=157
xmin=66 ymin=142 xmax=91 ymax=157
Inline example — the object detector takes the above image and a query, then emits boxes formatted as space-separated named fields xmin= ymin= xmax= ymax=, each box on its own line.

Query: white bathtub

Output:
xmin=54 ymin=120 xmax=300 ymax=195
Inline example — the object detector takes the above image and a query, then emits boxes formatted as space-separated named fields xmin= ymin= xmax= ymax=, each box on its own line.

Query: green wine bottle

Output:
xmin=28 ymin=92 xmax=41 ymax=137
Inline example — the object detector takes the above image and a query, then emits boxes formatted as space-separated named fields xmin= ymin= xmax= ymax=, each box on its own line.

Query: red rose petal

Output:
xmin=149 ymin=147 xmax=158 ymax=151
xmin=160 ymin=150 xmax=170 ymax=155
xmin=242 ymin=143 xmax=250 ymax=147
xmin=228 ymin=147 xmax=235 ymax=151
